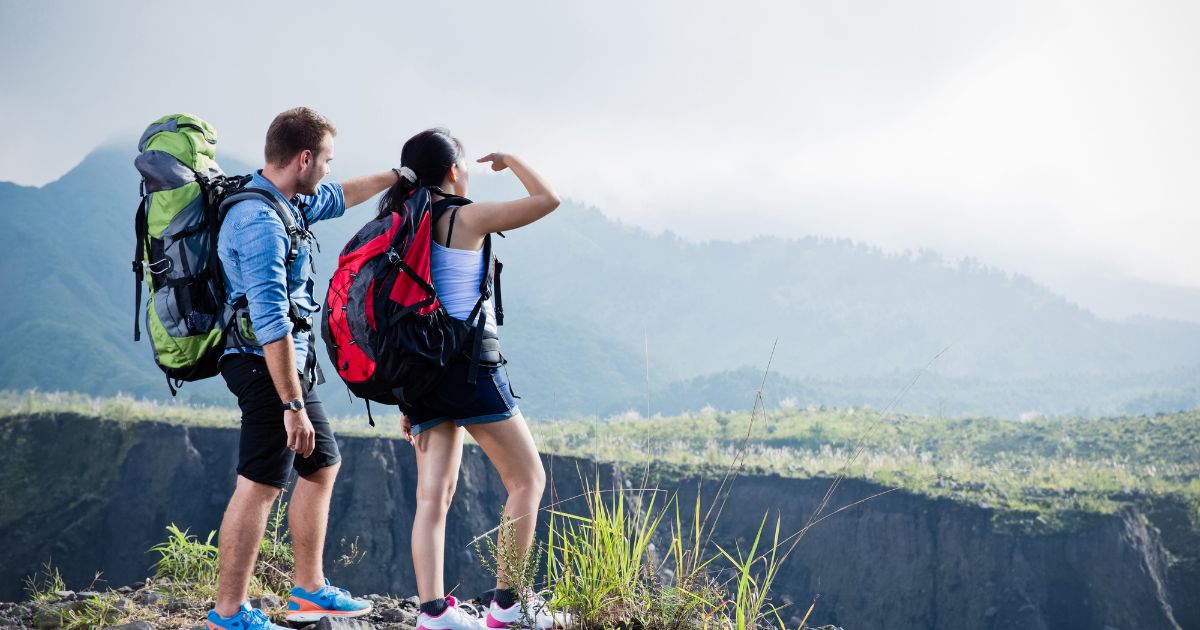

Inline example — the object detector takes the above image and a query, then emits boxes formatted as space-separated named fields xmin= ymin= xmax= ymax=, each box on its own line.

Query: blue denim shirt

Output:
xmin=218 ymin=171 xmax=346 ymax=372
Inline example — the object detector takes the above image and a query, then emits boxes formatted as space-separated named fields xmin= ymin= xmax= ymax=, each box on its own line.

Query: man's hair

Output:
xmin=264 ymin=107 xmax=337 ymax=166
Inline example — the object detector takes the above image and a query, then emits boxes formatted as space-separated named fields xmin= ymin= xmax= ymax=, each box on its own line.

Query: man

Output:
xmin=206 ymin=107 xmax=400 ymax=630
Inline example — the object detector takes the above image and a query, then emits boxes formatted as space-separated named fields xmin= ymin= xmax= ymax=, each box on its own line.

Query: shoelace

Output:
xmin=244 ymin=607 xmax=272 ymax=628
xmin=317 ymin=584 xmax=356 ymax=605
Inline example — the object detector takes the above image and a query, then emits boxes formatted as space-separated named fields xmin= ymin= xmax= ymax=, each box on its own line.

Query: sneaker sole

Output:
xmin=285 ymin=604 xmax=373 ymax=622
xmin=487 ymin=616 xmax=569 ymax=630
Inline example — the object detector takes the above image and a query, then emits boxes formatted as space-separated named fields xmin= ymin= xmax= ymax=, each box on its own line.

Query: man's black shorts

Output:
xmin=220 ymin=354 xmax=341 ymax=488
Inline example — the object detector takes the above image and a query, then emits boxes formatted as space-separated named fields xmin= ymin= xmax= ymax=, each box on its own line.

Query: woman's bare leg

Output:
xmin=465 ymin=412 xmax=546 ymax=589
xmin=412 ymin=421 xmax=465 ymax=602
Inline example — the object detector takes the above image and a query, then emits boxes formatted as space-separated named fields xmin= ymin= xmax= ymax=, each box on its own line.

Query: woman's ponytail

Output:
xmin=376 ymin=128 xmax=464 ymax=219
xmin=377 ymin=167 xmax=419 ymax=218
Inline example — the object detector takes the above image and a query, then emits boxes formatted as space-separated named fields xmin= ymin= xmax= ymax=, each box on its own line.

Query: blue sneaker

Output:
xmin=206 ymin=602 xmax=289 ymax=630
xmin=287 ymin=578 xmax=373 ymax=622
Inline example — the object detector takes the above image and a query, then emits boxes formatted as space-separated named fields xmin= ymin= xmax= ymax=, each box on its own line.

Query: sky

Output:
xmin=2 ymin=0 xmax=1199 ymax=321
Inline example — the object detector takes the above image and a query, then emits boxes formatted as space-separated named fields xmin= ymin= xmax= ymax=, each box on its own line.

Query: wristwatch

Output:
xmin=282 ymin=398 xmax=305 ymax=412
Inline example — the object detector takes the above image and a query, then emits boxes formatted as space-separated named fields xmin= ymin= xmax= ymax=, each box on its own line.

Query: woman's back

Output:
xmin=430 ymin=240 xmax=497 ymax=337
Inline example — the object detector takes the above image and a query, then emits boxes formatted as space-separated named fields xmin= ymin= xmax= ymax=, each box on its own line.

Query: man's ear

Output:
xmin=297 ymin=149 xmax=313 ymax=171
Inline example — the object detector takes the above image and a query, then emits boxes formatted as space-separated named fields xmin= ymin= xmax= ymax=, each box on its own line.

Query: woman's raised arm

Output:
xmin=455 ymin=152 xmax=560 ymax=236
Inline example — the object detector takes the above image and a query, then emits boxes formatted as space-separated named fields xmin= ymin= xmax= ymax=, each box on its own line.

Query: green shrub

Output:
xmin=149 ymin=524 xmax=220 ymax=597
xmin=22 ymin=561 xmax=66 ymax=603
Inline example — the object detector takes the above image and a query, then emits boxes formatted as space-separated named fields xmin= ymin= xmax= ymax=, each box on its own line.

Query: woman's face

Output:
xmin=452 ymin=156 xmax=469 ymax=195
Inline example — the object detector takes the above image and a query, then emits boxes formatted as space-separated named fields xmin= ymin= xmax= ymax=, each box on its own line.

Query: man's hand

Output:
xmin=285 ymin=408 xmax=316 ymax=458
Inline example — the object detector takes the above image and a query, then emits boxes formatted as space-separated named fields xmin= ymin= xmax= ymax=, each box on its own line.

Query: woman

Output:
xmin=380 ymin=128 xmax=566 ymax=630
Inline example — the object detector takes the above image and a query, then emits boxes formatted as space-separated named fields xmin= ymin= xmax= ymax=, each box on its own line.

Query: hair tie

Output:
xmin=393 ymin=166 xmax=418 ymax=184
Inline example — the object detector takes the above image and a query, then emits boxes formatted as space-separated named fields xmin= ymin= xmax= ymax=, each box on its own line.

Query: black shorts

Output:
xmin=220 ymin=354 xmax=341 ymax=488
xmin=406 ymin=360 xmax=520 ymax=436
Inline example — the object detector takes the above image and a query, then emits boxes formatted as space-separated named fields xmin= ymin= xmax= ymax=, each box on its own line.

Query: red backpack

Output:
xmin=321 ymin=187 xmax=502 ymax=420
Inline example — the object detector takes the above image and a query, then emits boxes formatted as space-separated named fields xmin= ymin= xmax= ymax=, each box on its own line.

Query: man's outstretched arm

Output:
xmin=341 ymin=171 xmax=401 ymax=208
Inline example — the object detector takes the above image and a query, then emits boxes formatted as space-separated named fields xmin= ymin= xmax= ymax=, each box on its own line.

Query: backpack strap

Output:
xmin=445 ymin=206 xmax=460 ymax=248
xmin=219 ymin=186 xmax=324 ymax=387
xmin=132 ymin=191 xmax=148 ymax=341
xmin=463 ymin=233 xmax=495 ymax=384
xmin=219 ymin=187 xmax=305 ymax=265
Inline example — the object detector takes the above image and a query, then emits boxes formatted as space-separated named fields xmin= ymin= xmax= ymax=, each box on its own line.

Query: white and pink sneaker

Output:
xmin=417 ymin=596 xmax=485 ymax=630
xmin=486 ymin=592 xmax=572 ymax=629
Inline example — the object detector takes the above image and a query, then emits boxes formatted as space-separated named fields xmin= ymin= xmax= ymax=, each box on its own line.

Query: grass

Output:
xmin=4 ymin=389 xmax=1197 ymax=528
xmin=22 ymin=562 xmax=66 ymax=603
xmin=149 ymin=524 xmax=220 ymax=597
xmin=545 ymin=478 xmax=668 ymax=627
xmin=474 ymin=508 xmax=546 ymax=626
xmin=0 ymin=390 xmax=239 ymax=428
xmin=532 ymin=480 xmax=805 ymax=630
xmin=59 ymin=592 xmax=129 ymax=630
xmin=530 ymin=407 xmax=1200 ymax=530
xmin=23 ymin=496 xmax=298 ymax=629
xmin=148 ymin=494 xmax=294 ymax=601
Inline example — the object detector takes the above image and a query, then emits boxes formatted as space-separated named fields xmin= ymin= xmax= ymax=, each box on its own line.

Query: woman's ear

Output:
xmin=448 ymin=162 xmax=461 ymax=184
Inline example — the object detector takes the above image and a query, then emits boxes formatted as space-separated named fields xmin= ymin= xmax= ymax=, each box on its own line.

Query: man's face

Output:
xmin=297 ymin=134 xmax=334 ymax=195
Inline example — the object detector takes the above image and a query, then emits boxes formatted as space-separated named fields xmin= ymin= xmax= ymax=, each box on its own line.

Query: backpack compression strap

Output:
xmin=132 ymin=194 xmax=148 ymax=341
xmin=219 ymin=187 xmax=323 ymax=387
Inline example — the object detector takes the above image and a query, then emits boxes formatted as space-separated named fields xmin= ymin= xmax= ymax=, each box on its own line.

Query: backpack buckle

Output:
xmin=386 ymin=248 xmax=400 ymax=264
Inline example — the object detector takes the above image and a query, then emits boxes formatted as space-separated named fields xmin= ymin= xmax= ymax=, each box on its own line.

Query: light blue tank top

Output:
xmin=431 ymin=241 xmax=497 ymax=336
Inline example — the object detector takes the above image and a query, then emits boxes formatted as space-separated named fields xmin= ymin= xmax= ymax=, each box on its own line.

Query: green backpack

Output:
xmin=132 ymin=114 xmax=300 ymax=394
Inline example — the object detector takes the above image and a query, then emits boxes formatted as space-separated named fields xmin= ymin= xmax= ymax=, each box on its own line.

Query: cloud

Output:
xmin=1 ymin=0 xmax=1197 ymax=306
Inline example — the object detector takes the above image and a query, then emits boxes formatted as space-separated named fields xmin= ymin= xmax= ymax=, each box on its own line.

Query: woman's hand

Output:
xmin=477 ymin=153 xmax=510 ymax=172
xmin=401 ymin=413 xmax=414 ymax=445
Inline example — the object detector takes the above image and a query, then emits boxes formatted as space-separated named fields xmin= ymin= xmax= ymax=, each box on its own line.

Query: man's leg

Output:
xmin=215 ymin=475 xmax=282 ymax=617
xmin=215 ymin=355 xmax=296 ymax=618
xmin=290 ymin=461 xmax=341 ymax=592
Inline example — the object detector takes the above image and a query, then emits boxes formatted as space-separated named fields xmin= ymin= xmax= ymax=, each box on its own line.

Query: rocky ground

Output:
xmin=0 ymin=578 xmax=430 ymax=630
xmin=0 ymin=580 xmax=844 ymax=630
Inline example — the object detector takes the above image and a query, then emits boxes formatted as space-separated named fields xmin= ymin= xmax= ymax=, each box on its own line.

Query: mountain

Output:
xmin=1 ymin=147 xmax=1198 ymax=418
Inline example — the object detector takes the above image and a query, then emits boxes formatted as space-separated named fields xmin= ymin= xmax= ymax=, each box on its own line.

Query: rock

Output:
xmin=104 ymin=622 xmax=155 ymax=630
xmin=140 ymin=592 xmax=161 ymax=606
xmin=117 ymin=586 xmax=134 ymax=594
xmin=77 ymin=591 xmax=101 ymax=600
xmin=52 ymin=590 xmax=74 ymax=600
xmin=311 ymin=617 xmax=375 ymax=629
xmin=250 ymin=594 xmax=283 ymax=610
xmin=404 ymin=596 xmax=420 ymax=607
xmin=377 ymin=607 xmax=417 ymax=623
xmin=130 ymin=581 xmax=146 ymax=590
xmin=166 ymin=597 xmax=194 ymax=613
xmin=33 ymin=606 xmax=64 ymax=629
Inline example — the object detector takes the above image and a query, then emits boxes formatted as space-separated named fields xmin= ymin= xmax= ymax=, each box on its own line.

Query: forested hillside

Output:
xmin=1 ymin=147 xmax=1197 ymax=418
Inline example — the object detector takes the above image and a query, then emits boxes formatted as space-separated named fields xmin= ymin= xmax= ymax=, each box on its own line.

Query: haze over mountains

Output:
xmin=1 ymin=147 xmax=1197 ymax=419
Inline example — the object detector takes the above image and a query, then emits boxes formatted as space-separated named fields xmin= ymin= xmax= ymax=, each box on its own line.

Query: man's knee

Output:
xmin=233 ymin=474 xmax=285 ymax=502
xmin=299 ymin=461 xmax=341 ymax=486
